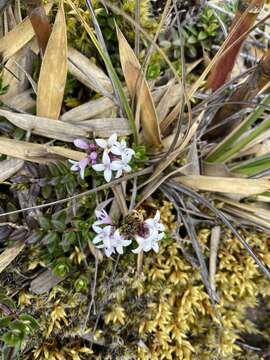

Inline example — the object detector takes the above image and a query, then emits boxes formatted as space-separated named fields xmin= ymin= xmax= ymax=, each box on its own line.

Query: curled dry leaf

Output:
xmin=36 ymin=0 xmax=67 ymax=119
xmin=116 ymin=26 xmax=162 ymax=147
xmin=0 ymin=2 xmax=52 ymax=62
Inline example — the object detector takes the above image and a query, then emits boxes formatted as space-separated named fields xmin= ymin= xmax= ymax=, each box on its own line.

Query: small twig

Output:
xmin=134 ymin=0 xmax=140 ymax=57
xmin=136 ymin=252 xmax=143 ymax=274
xmin=0 ymin=222 xmax=28 ymax=230
xmin=83 ymin=255 xmax=99 ymax=330
xmin=129 ymin=177 xmax=137 ymax=212
xmin=209 ymin=226 xmax=221 ymax=293
xmin=0 ymin=167 xmax=153 ymax=218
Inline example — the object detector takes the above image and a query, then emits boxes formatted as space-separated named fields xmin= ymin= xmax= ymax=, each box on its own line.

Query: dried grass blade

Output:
xmin=0 ymin=109 xmax=90 ymax=142
xmin=0 ymin=3 xmax=52 ymax=62
xmin=116 ymin=26 xmax=162 ymax=147
xmin=36 ymin=0 xmax=67 ymax=119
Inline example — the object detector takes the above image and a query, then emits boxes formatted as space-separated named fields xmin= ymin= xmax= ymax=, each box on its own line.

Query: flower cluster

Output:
xmin=92 ymin=209 xmax=165 ymax=257
xmin=69 ymin=134 xmax=135 ymax=182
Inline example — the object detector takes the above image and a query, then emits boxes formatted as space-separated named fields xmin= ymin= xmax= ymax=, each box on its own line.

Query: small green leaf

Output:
xmin=198 ymin=31 xmax=208 ymax=41
xmin=51 ymin=219 xmax=66 ymax=232
xmin=0 ymin=316 xmax=12 ymax=328
xmin=19 ymin=314 xmax=39 ymax=330
xmin=3 ymin=331 xmax=23 ymax=346
xmin=38 ymin=217 xmax=51 ymax=231
xmin=41 ymin=185 xmax=52 ymax=199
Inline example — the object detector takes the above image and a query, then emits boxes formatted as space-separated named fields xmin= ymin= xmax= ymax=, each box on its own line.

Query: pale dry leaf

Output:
xmin=117 ymin=26 xmax=162 ymax=147
xmin=176 ymin=175 xmax=270 ymax=196
xmin=0 ymin=3 xmax=52 ymax=62
xmin=2 ymin=89 xmax=36 ymax=112
xmin=77 ymin=118 xmax=131 ymax=137
xmin=30 ymin=269 xmax=64 ymax=294
xmin=0 ymin=158 xmax=24 ymax=182
xmin=0 ymin=109 xmax=90 ymax=142
xmin=0 ymin=242 xmax=25 ymax=273
xmin=0 ymin=137 xmax=85 ymax=163
xmin=61 ymin=96 xmax=116 ymax=122
xmin=68 ymin=47 xmax=112 ymax=94
xmin=36 ymin=0 xmax=67 ymax=119
xmin=1 ymin=48 xmax=34 ymax=101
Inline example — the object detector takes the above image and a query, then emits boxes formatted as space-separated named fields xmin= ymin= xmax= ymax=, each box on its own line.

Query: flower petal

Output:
xmin=108 ymin=133 xmax=118 ymax=146
xmin=95 ymin=138 xmax=107 ymax=149
xmin=78 ymin=157 xmax=90 ymax=179
xmin=104 ymin=168 xmax=112 ymax=182
xmin=74 ymin=139 xmax=89 ymax=150
xmin=102 ymin=151 xmax=111 ymax=165
xmin=92 ymin=164 xmax=105 ymax=172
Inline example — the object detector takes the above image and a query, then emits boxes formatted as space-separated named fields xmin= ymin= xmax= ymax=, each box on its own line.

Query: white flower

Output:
xmin=132 ymin=228 xmax=164 ymax=254
xmin=113 ymin=229 xmax=132 ymax=254
xmin=92 ymin=152 xmax=122 ymax=182
xmin=69 ymin=157 xmax=90 ymax=179
xmin=132 ymin=211 xmax=165 ymax=254
xmin=111 ymin=139 xmax=135 ymax=162
xmin=92 ymin=225 xmax=115 ymax=257
xmin=95 ymin=133 xmax=118 ymax=153
xmin=114 ymin=155 xmax=132 ymax=179
xmin=145 ymin=211 xmax=165 ymax=233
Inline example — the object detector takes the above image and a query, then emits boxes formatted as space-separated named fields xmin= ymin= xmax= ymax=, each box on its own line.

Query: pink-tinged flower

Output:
xmin=113 ymin=229 xmax=132 ymax=254
xmin=89 ymin=151 xmax=97 ymax=165
xmin=92 ymin=209 xmax=113 ymax=232
xmin=95 ymin=133 xmax=118 ymax=153
xmin=92 ymin=152 xmax=122 ymax=182
xmin=69 ymin=157 xmax=90 ymax=179
xmin=74 ymin=139 xmax=90 ymax=150
xmin=92 ymin=225 xmax=115 ymax=257
xmin=111 ymin=139 xmax=135 ymax=162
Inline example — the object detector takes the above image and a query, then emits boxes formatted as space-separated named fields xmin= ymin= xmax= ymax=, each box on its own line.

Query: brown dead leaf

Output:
xmin=36 ymin=0 xmax=67 ymax=119
xmin=117 ymin=26 xmax=162 ymax=147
